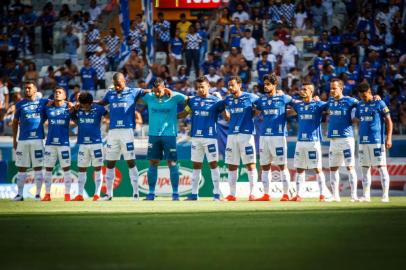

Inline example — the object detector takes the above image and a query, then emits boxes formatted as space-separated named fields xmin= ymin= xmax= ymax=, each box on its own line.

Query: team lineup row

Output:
xmin=11 ymin=72 xmax=393 ymax=203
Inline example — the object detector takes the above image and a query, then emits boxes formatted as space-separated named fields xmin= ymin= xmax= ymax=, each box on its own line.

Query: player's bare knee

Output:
xmin=208 ymin=161 xmax=218 ymax=169
xmin=127 ymin=160 xmax=135 ymax=168
xmin=63 ymin=166 xmax=70 ymax=172
xmin=17 ymin=167 xmax=27 ymax=173
xmin=246 ymin=163 xmax=256 ymax=171
xmin=296 ymin=168 xmax=305 ymax=173
xmin=228 ymin=164 xmax=238 ymax=171
xmin=330 ymin=166 xmax=339 ymax=171
xmin=94 ymin=166 xmax=102 ymax=171
xmin=278 ymin=164 xmax=285 ymax=170
xmin=106 ymin=161 xmax=115 ymax=169
xmin=193 ymin=162 xmax=203 ymax=169
xmin=150 ymin=160 xmax=159 ymax=167
xmin=314 ymin=168 xmax=322 ymax=173
xmin=167 ymin=160 xmax=176 ymax=167
xmin=78 ymin=167 xmax=87 ymax=172
xmin=45 ymin=167 xmax=53 ymax=172
xmin=261 ymin=164 xmax=271 ymax=171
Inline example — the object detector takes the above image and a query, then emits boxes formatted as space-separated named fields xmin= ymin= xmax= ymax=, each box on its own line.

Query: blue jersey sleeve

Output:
xmin=250 ymin=93 xmax=259 ymax=103
xmin=14 ymin=101 xmax=22 ymax=120
xmin=253 ymin=98 xmax=261 ymax=110
xmin=283 ymin=94 xmax=293 ymax=105
xmin=378 ymin=100 xmax=390 ymax=117
xmin=213 ymin=98 xmax=226 ymax=112
xmin=319 ymin=101 xmax=328 ymax=111
xmin=133 ymin=88 xmax=145 ymax=100
xmin=102 ymin=91 xmax=110 ymax=104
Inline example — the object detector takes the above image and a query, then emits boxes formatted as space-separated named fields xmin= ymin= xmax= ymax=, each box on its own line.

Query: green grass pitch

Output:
xmin=1 ymin=197 xmax=406 ymax=270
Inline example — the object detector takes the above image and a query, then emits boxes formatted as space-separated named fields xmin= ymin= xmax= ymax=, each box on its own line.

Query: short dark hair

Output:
xmin=113 ymin=72 xmax=124 ymax=81
xmin=24 ymin=80 xmax=37 ymax=88
xmin=158 ymin=12 xmax=164 ymax=17
xmin=78 ymin=92 xmax=93 ymax=104
xmin=153 ymin=78 xmax=165 ymax=88
xmin=263 ymin=73 xmax=278 ymax=86
xmin=229 ymin=76 xmax=242 ymax=84
xmin=357 ymin=82 xmax=371 ymax=93
xmin=195 ymin=76 xmax=209 ymax=84
xmin=53 ymin=86 xmax=65 ymax=92
xmin=261 ymin=51 xmax=268 ymax=56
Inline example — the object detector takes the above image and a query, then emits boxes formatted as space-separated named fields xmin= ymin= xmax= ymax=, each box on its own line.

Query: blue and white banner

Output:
xmin=118 ymin=0 xmax=131 ymax=69
xmin=143 ymin=0 xmax=154 ymax=66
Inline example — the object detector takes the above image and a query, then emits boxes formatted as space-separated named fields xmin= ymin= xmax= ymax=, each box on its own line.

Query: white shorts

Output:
xmin=191 ymin=137 xmax=219 ymax=163
xmin=259 ymin=136 xmax=287 ymax=166
xmin=358 ymin=143 xmax=387 ymax=167
xmin=225 ymin=134 xmax=256 ymax=165
xmin=294 ymin=141 xmax=322 ymax=169
xmin=328 ymin=137 xmax=355 ymax=167
xmin=105 ymin=129 xmax=135 ymax=161
xmin=78 ymin=144 xmax=104 ymax=167
xmin=15 ymin=139 xmax=44 ymax=168
xmin=170 ymin=53 xmax=182 ymax=60
xmin=44 ymin=145 xmax=71 ymax=168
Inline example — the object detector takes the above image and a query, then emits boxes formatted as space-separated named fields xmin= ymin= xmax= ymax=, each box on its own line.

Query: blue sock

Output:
xmin=169 ymin=164 xmax=179 ymax=194
xmin=148 ymin=166 xmax=158 ymax=194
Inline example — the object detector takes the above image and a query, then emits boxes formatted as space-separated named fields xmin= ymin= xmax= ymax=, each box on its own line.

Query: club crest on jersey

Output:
xmin=200 ymin=102 xmax=205 ymax=106
xmin=234 ymin=99 xmax=238 ymax=104
xmin=268 ymin=100 xmax=272 ymax=105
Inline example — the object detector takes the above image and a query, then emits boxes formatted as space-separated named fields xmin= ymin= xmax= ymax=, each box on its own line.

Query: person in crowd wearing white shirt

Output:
xmin=268 ymin=32 xmax=284 ymax=57
xmin=231 ymin=4 xmax=250 ymax=25
xmin=239 ymin=29 xmax=257 ymax=69
xmin=0 ymin=78 xmax=9 ymax=122
xmin=280 ymin=37 xmax=298 ymax=79
xmin=89 ymin=0 xmax=102 ymax=22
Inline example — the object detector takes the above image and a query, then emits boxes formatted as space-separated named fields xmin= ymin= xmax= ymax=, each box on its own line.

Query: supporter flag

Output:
xmin=143 ymin=0 xmax=154 ymax=66
xmin=118 ymin=0 xmax=131 ymax=69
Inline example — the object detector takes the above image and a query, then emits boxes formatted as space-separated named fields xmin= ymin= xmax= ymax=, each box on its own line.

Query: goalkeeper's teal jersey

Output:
xmin=143 ymin=92 xmax=187 ymax=136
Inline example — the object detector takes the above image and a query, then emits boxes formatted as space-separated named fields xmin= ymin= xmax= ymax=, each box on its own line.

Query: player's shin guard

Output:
xmin=330 ymin=170 xmax=340 ymax=199
xmin=169 ymin=164 xmax=180 ymax=194
xmin=295 ymin=172 xmax=305 ymax=197
xmin=78 ymin=172 xmax=86 ymax=196
xmin=361 ymin=166 xmax=371 ymax=199
xmin=64 ymin=171 xmax=72 ymax=195
xmin=44 ymin=171 xmax=52 ymax=194
xmin=281 ymin=169 xmax=290 ymax=195
xmin=210 ymin=167 xmax=220 ymax=195
xmin=378 ymin=166 xmax=390 ymax=198
xmin=94 ymin=170 xmax=102 ymax=196
xmin=228 ymin=170 xmax=238 ymax=196
xmin=16 ymin=172 xmax=27 ymax=196
xmin=191 ymin=169 xmax=201 ymax=195
xmin=106 ymin=168 xmax=115 ymax=197
xmin=261 ymin=170 xmax=270 ymax=195
xmin=34 ymin=170 xmax=43 ymax=196
xmin=129 ymin=166 xmax=139 ymax=196
xmin=247 ymin=170 xmax=257 ymax=196
xmin=316 ymin=172 xmax=326 ymax=196
xmin=348 ymin=169 xmax=358 ymax=199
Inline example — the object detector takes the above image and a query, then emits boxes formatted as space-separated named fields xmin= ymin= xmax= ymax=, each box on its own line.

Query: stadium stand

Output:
xmin=0 ymin=0 xmax=406 ymax=137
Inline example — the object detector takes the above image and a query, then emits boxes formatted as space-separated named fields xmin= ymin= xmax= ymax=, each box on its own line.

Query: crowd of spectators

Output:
xmin=1 ymin=0 xmax=406 ymax=137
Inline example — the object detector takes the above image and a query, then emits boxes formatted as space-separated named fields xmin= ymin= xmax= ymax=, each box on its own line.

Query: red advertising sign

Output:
xmin=155 ymin=0 xmax=228 ymax=9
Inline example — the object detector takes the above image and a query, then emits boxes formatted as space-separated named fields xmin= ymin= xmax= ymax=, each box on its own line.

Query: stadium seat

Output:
xmin=105 ymin=71 xmax=115 ymax=88
xmin=95 ymin=89 xmax=107 ymax=100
